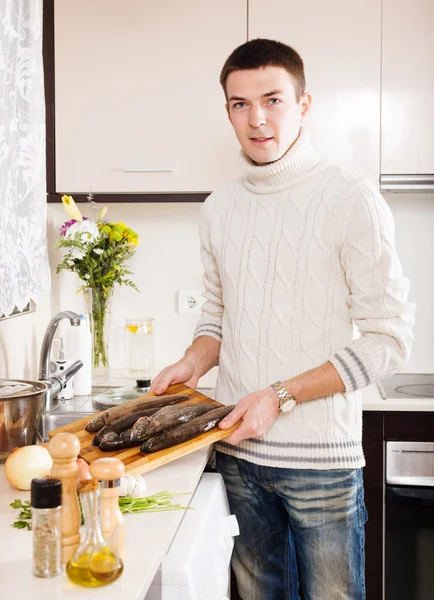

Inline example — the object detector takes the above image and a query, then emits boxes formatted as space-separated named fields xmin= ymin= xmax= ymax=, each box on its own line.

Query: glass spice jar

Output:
xmin=31 ymin=478 xmax=62 ymax=578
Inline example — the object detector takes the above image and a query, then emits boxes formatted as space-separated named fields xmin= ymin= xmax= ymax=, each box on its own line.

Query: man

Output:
xmin=150 ymin=39 xmax=415 ymax=599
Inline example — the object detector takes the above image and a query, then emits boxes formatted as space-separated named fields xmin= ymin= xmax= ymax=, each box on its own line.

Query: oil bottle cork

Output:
xmin=89 ymin=458 xmax=125 ymax=559
xmin=48 ymin=432 xmax=81 ymax=564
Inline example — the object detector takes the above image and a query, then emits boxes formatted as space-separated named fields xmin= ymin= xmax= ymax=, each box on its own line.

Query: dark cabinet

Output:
xmin=363 ymin=411 xmax=434 ymax=600
xmin=385 ymin=412 xmax=434 ymax=442
xmin=363 ymin=412 xmax=384 ymax=600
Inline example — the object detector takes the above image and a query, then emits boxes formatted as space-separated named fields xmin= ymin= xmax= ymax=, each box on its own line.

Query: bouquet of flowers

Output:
xmin=55 ymin=195 xmax=139 ymax=378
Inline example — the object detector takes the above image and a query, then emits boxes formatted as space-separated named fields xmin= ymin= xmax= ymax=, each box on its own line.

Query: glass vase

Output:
xmin=83 ymin=286 xmax=112 ymax=383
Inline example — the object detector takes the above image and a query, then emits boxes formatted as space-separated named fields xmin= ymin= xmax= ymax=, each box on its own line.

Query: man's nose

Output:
xmin=248 ymin=105 xmax=266 ymax=128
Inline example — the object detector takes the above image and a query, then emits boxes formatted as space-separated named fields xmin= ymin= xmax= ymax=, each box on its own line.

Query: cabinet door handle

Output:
xmin=122 ymin=168 xmax=174 ymax=173
xmin=380 ymin=174 xmax=434 ymax=191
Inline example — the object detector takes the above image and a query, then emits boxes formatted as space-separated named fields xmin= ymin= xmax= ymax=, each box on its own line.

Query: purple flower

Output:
xmin=60 ymin=216 xmax=88 ymax=236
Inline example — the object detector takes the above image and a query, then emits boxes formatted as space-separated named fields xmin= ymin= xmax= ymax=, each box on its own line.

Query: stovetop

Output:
xmin=378 ymin=373 xmax=434 ymax=399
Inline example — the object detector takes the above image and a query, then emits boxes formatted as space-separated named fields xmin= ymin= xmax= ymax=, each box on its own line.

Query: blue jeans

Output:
xmin=216 ymin=452 xmax=368 ymax=600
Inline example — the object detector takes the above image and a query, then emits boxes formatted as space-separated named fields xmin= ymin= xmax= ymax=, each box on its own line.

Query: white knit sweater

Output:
xmin=193 ymin=128 xmax=415 ymax=470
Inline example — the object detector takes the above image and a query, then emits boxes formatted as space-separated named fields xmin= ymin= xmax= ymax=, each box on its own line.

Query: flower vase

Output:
xmin=83 ymin=287 xmax=112 ymax=382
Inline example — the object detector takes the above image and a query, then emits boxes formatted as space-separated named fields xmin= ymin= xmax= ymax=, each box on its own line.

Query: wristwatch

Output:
xmin=270 ymin=381 xmax=297 ymax=413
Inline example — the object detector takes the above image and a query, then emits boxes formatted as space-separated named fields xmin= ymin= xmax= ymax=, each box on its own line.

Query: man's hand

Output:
xmin=150 ymin=356 xmax=198 ymax=395
xmin=150 ymin=335 xmax=221 ymax=396
xmin=218 ymin=387 xmax=280 ymax=445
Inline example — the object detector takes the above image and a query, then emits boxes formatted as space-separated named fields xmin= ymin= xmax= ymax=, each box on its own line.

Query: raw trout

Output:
xmin=99 ymin=431 xmax=136 ymax=452
xmin=92 ymin=425 xmax=113 ymax=447
xmin=130 ymin=403 xmax=217 ymax=444
xmin=92 ymin=407 xmax=162 ymax=446
xmin=110 ymin=407 xmax=161 ymax=434
xmin=140 ymin=405 xmax=235 ymax=453
xmin=85 ymin=394 xmax=190 ymax=433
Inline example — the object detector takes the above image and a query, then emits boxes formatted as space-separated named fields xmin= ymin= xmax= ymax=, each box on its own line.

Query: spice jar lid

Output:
xmin=31 ymin=478 xmax=62 ymax=509
xmin=136 ymin=380 xmax=151 ymax=389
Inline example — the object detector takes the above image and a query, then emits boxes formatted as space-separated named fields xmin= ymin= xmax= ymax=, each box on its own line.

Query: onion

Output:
xmin=4 ymin=445 xmax=53 ymax=491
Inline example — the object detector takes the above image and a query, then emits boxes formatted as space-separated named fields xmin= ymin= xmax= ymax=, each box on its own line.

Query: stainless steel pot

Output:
xmin=0 ymin=379 xmax=47 ymax=462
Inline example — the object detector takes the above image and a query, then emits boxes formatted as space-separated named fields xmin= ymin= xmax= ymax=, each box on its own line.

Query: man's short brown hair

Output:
xmin=220 ymin=38 xmax=306 ymax=102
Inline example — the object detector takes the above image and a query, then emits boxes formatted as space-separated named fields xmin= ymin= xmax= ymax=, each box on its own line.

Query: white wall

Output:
xmin=1 ymin=202 xmax=204 ymax=380
xmin=386 ymin=193 xmax=434 ymax=373
xmin=47 ymin=202 xmax=204 ymax=375
xmin=2 ymin=193 xmax=434 ymax=382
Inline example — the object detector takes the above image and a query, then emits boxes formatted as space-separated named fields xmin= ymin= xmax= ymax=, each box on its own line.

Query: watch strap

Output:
xmin=270 ymin=381 xmax=297 ymax=412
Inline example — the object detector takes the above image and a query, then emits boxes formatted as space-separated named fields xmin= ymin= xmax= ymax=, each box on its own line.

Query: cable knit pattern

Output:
xmin=193 ymin=129 xmax=415 ymax=469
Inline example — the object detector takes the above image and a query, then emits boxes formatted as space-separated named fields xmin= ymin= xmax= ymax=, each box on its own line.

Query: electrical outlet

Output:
xmin=177 ymin=289 xmax=204 ymax=315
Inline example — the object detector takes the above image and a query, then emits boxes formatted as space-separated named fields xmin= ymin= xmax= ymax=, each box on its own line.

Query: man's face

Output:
xmin=225 ymin=66 xmax=311 ymax=164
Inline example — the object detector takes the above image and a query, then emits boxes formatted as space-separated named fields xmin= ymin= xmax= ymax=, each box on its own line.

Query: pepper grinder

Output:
xmin=89 ymin=457 xmax=125 ymax=559
xmin=48 ymin=432 xmax=81 ymax=564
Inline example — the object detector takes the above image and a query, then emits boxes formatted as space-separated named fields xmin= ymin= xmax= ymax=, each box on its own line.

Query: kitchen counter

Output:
xmin=0 ymin=446 xmax=212 ymax=600
xmin=361 ymin=382 xmax=434 ymax=411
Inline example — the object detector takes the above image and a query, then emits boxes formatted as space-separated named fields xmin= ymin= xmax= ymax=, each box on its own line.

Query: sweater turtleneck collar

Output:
xmin=239 ymin=127 xmax=323 ymax=193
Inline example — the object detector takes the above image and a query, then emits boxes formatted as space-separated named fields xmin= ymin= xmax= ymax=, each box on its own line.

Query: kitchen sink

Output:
xmin=38 ymin=412 xmax=93 ymax=442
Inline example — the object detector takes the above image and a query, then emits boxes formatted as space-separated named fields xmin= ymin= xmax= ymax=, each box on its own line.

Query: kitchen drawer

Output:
xmin=385 ymin=412 xmax=434 ymax=442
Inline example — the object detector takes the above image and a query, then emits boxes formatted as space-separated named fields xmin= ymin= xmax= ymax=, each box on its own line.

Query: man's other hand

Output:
xmin=218 ymin=387 xmax=280 ymax=445
xmin=149 ymin=356 xmax=198 ymax=395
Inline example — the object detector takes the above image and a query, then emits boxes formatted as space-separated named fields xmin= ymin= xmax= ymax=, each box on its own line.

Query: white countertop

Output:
xmin=361 ymin=382 xmax=434 ymax=411
xmin=0 ymin=446 xmax=212 ymax=600
xmin=95 ymin=367 xmax=219 ymax=391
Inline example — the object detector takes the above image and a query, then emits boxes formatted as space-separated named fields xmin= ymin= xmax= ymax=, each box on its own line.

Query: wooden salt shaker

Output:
xmin=48 ymin=432 xmax=81 ymax=564
xmin=89 ymin=457 xmax=125 ymax=559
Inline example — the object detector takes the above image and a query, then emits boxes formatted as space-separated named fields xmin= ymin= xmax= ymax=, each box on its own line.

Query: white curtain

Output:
xmin=0 ymin=0 xmax=50 ymax=317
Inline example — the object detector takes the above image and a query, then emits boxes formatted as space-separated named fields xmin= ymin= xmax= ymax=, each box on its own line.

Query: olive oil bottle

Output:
xmin=66 ymin=479 xmax=123 ymax=587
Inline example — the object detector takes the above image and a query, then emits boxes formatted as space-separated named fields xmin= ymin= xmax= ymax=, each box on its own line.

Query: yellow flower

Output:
xmin=117 ymin=221 xmax=127 ymax=228
xmin=61 ymin=195 xmax=83 ymax=222
xmin=124 ymin=232 xmax=139 ymax=245
xmin=98 ymin=206 xmax=108 ymax=220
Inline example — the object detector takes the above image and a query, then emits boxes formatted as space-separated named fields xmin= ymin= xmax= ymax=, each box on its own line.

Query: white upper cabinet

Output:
xmin=249 ymin=0 xmax=381 ymax=184
xmin=54 ymin=1 xmax=246 ymax=193
xmin=381 ymin=0 xmax=434 ymax=189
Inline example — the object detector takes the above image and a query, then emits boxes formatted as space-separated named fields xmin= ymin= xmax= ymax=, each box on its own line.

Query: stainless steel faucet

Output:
xmin=39 ymin=310 xmax=83 ymax=412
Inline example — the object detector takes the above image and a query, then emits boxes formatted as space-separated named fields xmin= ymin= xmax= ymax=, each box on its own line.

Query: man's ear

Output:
xmin=225 ymin=103 xmax=232 ymax=124
xmin=300 ymin=92 xmax=312 ymax=121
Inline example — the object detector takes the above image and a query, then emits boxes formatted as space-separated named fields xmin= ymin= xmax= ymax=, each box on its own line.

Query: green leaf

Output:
xmin=12 ymin=520 xmax=32 ymax=530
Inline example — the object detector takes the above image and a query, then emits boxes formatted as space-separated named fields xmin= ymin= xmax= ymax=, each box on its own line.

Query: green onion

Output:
xmin=10 ymin=490 xmax=191 ymax=531
xmin=118 ymin=490 xmax=191 ymax=514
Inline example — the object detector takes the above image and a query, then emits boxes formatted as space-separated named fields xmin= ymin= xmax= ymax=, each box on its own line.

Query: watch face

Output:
xmin=281 ymin=399 xmax=296 ymax=412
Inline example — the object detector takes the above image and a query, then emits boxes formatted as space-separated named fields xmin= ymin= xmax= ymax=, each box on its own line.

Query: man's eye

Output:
xmin=233 ymin=102 xmax=246 ymax=109
xmin=268 ymin=98 xmax=281 ymax=105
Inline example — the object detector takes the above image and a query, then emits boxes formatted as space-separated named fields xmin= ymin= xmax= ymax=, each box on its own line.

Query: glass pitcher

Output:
xmin=124 ymin=318 xmax=154 ymax=380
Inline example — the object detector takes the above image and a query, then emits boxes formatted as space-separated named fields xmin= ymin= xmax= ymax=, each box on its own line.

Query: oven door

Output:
xmin=385 ymin=442 xmax=434 ymax=600
xmin=386 ymin=485 xmax=434 ymax=599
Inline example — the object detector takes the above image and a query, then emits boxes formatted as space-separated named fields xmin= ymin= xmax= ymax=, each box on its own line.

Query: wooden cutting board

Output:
xmin=48 ymin=383 xmax=238 ymax=476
